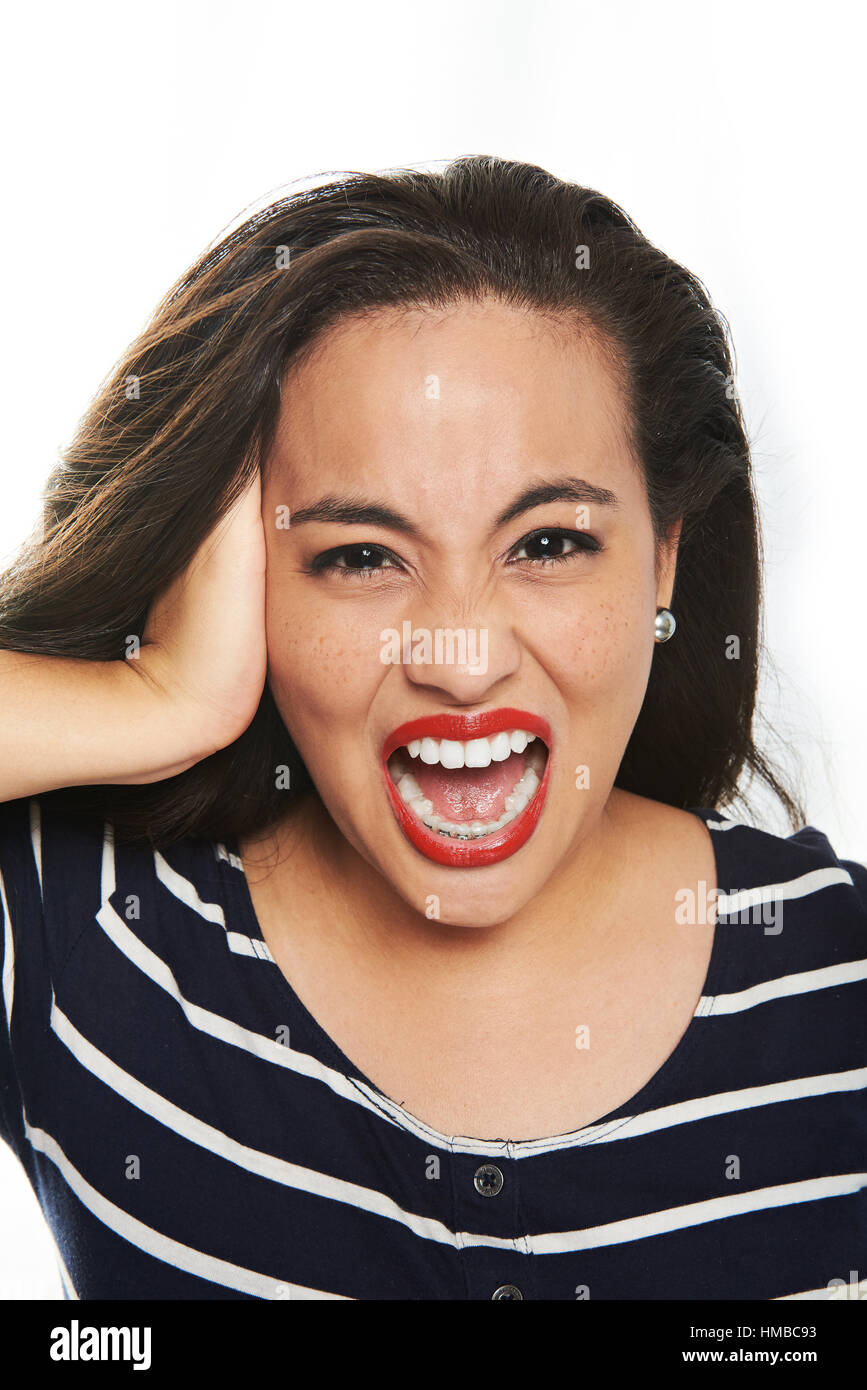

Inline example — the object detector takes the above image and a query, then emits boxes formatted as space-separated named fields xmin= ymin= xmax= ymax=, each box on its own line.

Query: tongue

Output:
xmin=413 ymin=749 xmax=528 ymax=822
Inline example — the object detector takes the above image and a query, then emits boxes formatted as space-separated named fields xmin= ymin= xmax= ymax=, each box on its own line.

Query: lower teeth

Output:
xmin=390 ymin=743 xmax=546 ymax=839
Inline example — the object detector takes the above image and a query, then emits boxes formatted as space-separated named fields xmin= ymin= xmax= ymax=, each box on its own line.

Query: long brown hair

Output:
xmin=0 ymin=156 xmax=804 ymax=843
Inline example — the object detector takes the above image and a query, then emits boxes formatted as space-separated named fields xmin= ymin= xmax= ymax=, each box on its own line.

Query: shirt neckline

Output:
xmin=218 ymin=805 xmax=737 ymax=1155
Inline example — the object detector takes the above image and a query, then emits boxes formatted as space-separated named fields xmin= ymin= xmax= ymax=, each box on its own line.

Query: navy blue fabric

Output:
xmin=0 ymin=794 xmax=865 ymax=1300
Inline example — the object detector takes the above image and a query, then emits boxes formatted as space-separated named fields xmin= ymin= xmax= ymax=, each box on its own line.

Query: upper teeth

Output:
xmin=405 ymin=729 xmax=538 ymax=768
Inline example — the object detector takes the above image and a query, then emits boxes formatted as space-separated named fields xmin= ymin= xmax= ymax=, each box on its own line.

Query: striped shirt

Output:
xmin=1 ymin=794 xmax=865 ymax=1301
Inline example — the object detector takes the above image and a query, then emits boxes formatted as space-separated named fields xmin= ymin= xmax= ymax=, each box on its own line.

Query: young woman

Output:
xmin=0 ymin=157 xmax=864 ymax=1301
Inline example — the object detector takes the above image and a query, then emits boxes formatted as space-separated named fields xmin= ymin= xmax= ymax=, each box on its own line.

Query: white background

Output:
xmin=0 ymin=0 xmax=864 ymax=1297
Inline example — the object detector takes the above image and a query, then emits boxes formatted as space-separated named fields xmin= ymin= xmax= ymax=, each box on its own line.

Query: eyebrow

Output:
xmin=288 ymin=476 xmax=620 ymax=536
xmin=494 ymin=476 xmax=619 ymax=528
xmin=289 ymin=497 xmax=422 ymax=536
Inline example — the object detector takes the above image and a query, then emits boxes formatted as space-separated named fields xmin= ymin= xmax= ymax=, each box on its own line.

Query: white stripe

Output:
xmin=28 ymin=1079 xmax=863 ymax=1272
xmin=706 ymin=816 xmax=742 ymax=831
xmin=94 ymin=897 xmax=867 ymax=1161
xmin=22 ymin=1100 xmax=867 ymax=1278
xmin=43 ymin=1222 xmax=78 ymax=1300
xmin=776 ymin=1278 xmax=867 ymax=1301
xmin=225 ymin=930 xmax=274 ymax=961
xmin=0 ymin=865 xmax=14 ymax=1029
xmin=704 ymin=957 xmax=867 ymax=1015
xmin=49 ymin=1000 xmax=508 ymax=1252
xmin=572 ymin=1066 xmax=867 ymax=1150
xmin=3 ymin=805 xmax=48 ymax=1035
xmin=215 ymin=842 xmax=244 ymax=872
xmin=154 ymin=849 xmax=271 ymax=958
xmin=93 ymin=895 xmax=609 ymax=1160
xmin=22 ymin=1113 xmax=350 ymax=1299
xmin=95 ymin=869 xmax=581 ymax=1158
xmin=93 ymin=898 xmax=405 ymax=1127
xmin=93 ymin=832 xmax=867 ymax=1159
xmin=521 ymin=1172 xmax=867 ymax=1255
xmin=154 ymin=851 xmax=224 ymax=924
xmin=718 ymin=866 xmax=853 ymax=915
xmin=100 ymin=822 xmax=115 ymax=902
xmin=369 ymin=1065 xmax=867 ymax=1159
xmin=29 ymin=799 xmax=42 ymax=900
xmin=57 ymin=1259 xmax=78 ymax=1300
xmin=63 ymin=995 xmax=852 ymax=1258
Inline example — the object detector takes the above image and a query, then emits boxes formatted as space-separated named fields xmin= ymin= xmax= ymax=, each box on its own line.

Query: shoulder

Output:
xmin=608 ymin=790 xmax=719 ymax=895
xmin=687 ymin=808 xmax=867 ymax=1001
xmin=615 ymin=788 xmax=867 ymax=957
xmin=0 ymin=795 xmax=108 ymax=976
xmin=694 ymin=806 xmax=866 ymax=909
xmin=0 ymin=794 xmax=236 ymax=971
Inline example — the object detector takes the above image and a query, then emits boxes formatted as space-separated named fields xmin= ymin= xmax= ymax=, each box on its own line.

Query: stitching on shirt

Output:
xmin=447 ymin=1135 xmax=468 ymax=1257
xmin=38 ymin=817 xmax=109 ymax=989
xmin=506 ymin=1139 xmax=530 ymax=1255
xmin=342 ymin=1073 xmax=437 ymax=1144
xmin=55 ymin=914 xmax=98 ymax=990
xmin=220 ymin=841 xmax=728 ymax=1163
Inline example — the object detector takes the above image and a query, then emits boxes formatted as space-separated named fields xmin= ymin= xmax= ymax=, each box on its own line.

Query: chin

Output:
xmin=401 ymin=841 xmax=562 ymax=926
xmin=297 ymin=703 xmax=598 ymax=927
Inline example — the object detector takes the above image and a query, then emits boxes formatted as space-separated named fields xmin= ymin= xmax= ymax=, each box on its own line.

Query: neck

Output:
xmin=241 ymin=786 xmax=636 ymax=999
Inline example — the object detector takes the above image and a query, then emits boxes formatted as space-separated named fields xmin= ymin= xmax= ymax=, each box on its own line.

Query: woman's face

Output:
xmin=262 ymin=299 xmax=678 ymax=927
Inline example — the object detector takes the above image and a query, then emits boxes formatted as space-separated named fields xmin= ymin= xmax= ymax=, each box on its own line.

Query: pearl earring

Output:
xmin=655 ymin=607 xmax=676 ymax=643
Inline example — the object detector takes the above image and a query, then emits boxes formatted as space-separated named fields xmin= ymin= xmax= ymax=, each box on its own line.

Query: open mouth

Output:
xmin=382 ymin=709 xmax=551 ymax=867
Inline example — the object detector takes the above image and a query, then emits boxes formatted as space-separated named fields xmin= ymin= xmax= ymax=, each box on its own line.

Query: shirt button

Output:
xmin=473 ymin=1163 xmax=504 ymax=1196
xmin=491 ymin=1284 xmax=523 ymax=1300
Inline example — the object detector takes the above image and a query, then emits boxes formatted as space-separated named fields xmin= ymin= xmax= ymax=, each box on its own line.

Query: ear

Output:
xmin=655 ymin=519 xmax=682 ymax=608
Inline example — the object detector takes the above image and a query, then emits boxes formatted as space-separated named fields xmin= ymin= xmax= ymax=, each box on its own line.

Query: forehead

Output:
xmin=267 ymin=299 xmax=640 ymax=506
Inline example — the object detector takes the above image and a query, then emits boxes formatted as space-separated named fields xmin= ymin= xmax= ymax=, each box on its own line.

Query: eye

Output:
xmin=507 ymin=527 xmax=602 ymax=565
xmin=309 ymin=543 xmax=402 ymax=578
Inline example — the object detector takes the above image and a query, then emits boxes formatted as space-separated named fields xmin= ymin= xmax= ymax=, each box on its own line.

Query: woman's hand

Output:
xmin=0 ymin=474 xmax=268 ymax=800
xmin=136 ymin=473 xmax=268 ymax=767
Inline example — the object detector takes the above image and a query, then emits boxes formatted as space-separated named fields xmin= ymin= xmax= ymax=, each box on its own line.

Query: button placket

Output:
xmin=454 ymin=1147 xmax=530 ymax=1300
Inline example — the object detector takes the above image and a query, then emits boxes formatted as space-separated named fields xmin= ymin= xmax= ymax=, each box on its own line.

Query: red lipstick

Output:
xmin=382 ymin=708 xmax=552 ymax=868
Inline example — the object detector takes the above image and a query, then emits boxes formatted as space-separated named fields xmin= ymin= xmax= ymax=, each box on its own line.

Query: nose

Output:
xmin=396 ymin=605 xmax=522 ymax=705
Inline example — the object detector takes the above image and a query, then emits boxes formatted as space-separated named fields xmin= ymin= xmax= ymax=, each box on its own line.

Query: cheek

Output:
xmin=524 ymin=580 xmax=655 ymax=715
xmin=263 ymin=574 xmax=385 ymax=733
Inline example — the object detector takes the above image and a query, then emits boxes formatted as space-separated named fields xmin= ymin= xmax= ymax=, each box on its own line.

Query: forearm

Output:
xmin=0 ymin=649 xmax=215 ymax=801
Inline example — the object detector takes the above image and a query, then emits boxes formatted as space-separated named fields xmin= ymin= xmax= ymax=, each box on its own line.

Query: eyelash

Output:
xmin=309 ymin=528 xmax=603 ymax=580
